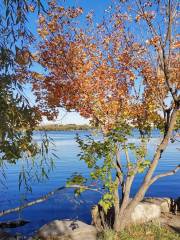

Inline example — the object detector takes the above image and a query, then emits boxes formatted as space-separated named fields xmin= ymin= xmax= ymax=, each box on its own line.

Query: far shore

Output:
xmin=35 ymin=124 xmax=92 ymax=131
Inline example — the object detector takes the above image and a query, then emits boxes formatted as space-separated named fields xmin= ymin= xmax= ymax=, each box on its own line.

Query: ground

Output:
xmin=160 ymin=212 xmax=180 ymax=234
xmin=98 ymin=212 xmax=180 ymax=240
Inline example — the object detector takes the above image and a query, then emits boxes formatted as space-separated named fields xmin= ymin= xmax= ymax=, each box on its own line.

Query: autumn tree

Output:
xmin=31 ymin=0 xmax=180 ymax=231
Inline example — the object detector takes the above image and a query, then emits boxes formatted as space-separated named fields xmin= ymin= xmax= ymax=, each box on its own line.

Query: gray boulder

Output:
xmin=91 ymin=201 xmax=161 ymax=230
xmin=143 ymin=197 xmax=172 ymax=213
xmin=36 ymin=220 xmax=97 ymax=240
xmin=130 ymin=202 xmax=161 ymax=224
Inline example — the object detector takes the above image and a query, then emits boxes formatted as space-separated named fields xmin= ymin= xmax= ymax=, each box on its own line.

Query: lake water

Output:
xmin=0 ymin=130 xmax=180 ymax=236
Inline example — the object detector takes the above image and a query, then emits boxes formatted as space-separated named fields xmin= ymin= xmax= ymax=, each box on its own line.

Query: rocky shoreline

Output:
xmin=0 ymin=197 xmax=179 ymax=240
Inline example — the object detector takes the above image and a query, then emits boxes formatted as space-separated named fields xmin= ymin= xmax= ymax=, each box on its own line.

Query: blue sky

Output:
xmin=26 ymin=0 xmax=113 ymax=125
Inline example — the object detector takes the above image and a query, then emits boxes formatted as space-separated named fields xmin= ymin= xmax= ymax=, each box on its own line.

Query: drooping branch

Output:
xmin=149 ymin=164 xmax=180 ymax=186
xmin=0 ymin=185 xmax=102 ymax=218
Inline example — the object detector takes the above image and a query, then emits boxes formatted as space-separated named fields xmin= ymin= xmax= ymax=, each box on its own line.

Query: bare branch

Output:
xmin=0 ymin=184 xmax=101 ymax=218
xmin=149 ymin=164 xmax=180 ymax=186
xmin=124 ymin=146 xmax=130 ymax=166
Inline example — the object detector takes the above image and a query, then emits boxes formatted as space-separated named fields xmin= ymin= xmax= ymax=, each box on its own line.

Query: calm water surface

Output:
xmin=0 ymin=130 xmax=179 ymax=236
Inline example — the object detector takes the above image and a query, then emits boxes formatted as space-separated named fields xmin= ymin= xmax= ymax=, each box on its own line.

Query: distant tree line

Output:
xmin=36 ymin=124 xmax=91 ymax=131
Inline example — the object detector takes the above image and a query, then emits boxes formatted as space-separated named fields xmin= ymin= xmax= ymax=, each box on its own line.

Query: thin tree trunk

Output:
xmin=113 ymin=183 xmax=120 ymax=231
xmin=129 ymin=108 xmax=177 ymax=203
xmin=115 ymin=108 xmax=178 ymax=231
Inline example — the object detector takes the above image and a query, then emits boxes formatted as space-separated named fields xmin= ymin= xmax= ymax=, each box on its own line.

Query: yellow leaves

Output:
xmin=39 ymin=15 xmax=45 ymax=25
xmin=114 ymin=19 xmax=122 ymax=27
xmin=31 ymin=72 xmax=44 ymax=80
xmin=172 ymin=41 xmax=180 ymax=49
xmin=117 ymin=52 xmax=130 ymax=65
xmin=129 ymin=74 xmax=135 ymax=84
xmin=38 ymin=28 xmax=49 ymax=39
xmin=48 ymin=20 xmax=58 ymax=33
xmin=67 ymin=7 xmax=83 ymax=18
xmin=58 ymin=6 xmax=64 ymax=12
xmin=28 ymin=4 xmax=35 ymax=12
xmin=146 ymin=36 xmax=160 ymax=46
xmin=103 ymin=37 xmax=110 ymax=45
xmin=135 ymin=15 xmax=141 ymax=22
xmin=146 ymin=101 xmax=156 ymax=112
xmin=136 ymin=11 xmax=155 ymax=22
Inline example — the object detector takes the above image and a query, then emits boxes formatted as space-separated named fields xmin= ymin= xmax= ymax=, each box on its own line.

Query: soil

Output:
xmin=159 ymin=212 xmax=180 ymax=234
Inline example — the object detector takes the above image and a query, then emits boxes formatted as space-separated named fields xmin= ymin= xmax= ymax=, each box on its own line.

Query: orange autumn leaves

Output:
xmin=31 ymin=1 xmax=179 ymax=132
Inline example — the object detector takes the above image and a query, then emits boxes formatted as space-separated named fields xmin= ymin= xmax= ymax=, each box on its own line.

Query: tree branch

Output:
xmin=127 ymin=108 xmax=178 ymax=210
xmin=114 ymin=146 xmax=124 ymax=187
xmin=0 ymin=185 xmax=101 ymax=218
xmin=149 ymin=164 xmax=180 ymax=186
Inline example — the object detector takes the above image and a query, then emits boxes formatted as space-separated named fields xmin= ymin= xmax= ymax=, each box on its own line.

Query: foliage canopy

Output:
xmin=25 ymin=0 xmax=180 ymax=230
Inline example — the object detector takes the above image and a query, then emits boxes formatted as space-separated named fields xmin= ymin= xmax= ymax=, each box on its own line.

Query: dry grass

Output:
xmin=98 ymin=223 xmax=180 ymax=240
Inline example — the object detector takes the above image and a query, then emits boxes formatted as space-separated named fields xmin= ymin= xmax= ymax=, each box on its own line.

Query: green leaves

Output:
xmin=66 ymin=174 xmax=87 ymax=187
xmin=66 ymin=174 xmax=87 ymax=197
xmin=0 ymin=78 xmax=40 ymax=162
xmin=99 ymin=193 xmax=113 ymax=214
xmin=137 ymin=160 xmax=151 ymax=173
xmin=75 ymin=118 xmax=152 ymax=215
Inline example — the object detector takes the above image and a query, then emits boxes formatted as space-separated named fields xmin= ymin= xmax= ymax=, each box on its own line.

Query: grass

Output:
xmin=98 ymin=223 xmax=180 ymax=240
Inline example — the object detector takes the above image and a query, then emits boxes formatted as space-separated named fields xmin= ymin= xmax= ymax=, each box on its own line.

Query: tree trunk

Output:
xmin=114 ymin=206 xmax=133 ymax=231
xmin=113 ymin=108 xmax=178 ymax=231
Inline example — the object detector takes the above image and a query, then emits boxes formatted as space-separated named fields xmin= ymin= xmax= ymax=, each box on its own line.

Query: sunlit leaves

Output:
xmin=99 ymin=193 xmax=113 ymax=214
xmin=31 ymin=1 xmax=155 ymax=132
xmin=67 ymin=174 xmax=87 ymax=186
xmin=66 ymin=174 xmax=87 ymax=197
xmin=26 ymin=0 xmax=179 ymax=213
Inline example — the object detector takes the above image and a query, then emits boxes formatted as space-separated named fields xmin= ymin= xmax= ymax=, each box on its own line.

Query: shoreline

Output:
xmin=35 ymin=124 xmax=92 ymax=131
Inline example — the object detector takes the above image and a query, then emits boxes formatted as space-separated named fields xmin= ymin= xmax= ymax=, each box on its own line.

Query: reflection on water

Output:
xmin=0 ymin=130 xmax=179 ymax=236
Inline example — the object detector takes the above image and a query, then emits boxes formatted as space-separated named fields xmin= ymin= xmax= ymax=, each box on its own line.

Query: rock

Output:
xmin=131 ymin=202 xmax=161 ymax=224
xmin=0 ymin=231 xmax=16 ymax=240
xmin=91 ymin=200 xmax=162 ymax=230
xmin=175 ymin=197 xmax=180 ymax=211
xmin=36 ymin=220 xmax=97 ymax=240
xmin=0 ymin=219 xmax=29 ymax=228
xmin=143 ymin=198 xmax=172 ymax=213
xmin=91 ymin=197 xmax=178 ymax=229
